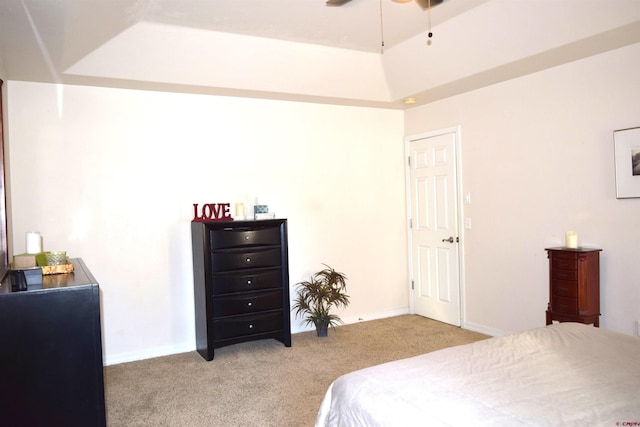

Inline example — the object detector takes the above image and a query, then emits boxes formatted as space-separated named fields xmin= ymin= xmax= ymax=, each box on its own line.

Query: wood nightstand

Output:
xmin=545 ymin=247 xmax=602 ymax=327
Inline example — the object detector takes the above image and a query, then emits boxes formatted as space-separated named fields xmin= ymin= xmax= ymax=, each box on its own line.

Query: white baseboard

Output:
xmin=104 ymin=343 xmax=194 ymax=366
xmin=290 ymin=307 xmax=411 ymax=334
xmin=462 ymin=320 xmax=509 ymax=337
xmin=340 ymin=308 xmax=411 ymax=327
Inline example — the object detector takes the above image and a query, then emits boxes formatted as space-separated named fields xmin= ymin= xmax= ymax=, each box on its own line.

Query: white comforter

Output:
xmin=316 ymin=322 xmax=640 ymax=426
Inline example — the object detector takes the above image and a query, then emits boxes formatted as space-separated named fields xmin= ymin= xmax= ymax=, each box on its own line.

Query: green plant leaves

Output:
xmin=292 ymin=264 xmax=350 ymax=329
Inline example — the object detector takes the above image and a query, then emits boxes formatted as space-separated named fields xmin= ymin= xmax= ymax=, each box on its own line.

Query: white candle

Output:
xmin=26 ymin=231 xmax=43 ymax=254
xmin=565 ymin=231 xmax=578 ymax=249
xmin=235 ymin=202 xmax=245 ymax=219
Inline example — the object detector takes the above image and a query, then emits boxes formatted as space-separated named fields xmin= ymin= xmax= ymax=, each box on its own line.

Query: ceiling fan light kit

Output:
xmin=327 ymin=0 xmax=440 ymax=52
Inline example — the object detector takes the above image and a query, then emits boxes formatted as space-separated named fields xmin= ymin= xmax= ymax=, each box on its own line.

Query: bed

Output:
xmin=315 ymin=322 xmax=640 ymax=426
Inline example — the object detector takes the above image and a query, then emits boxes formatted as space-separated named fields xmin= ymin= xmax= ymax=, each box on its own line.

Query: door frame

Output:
xmin=405 ymin=126 xmax=466 ymax=326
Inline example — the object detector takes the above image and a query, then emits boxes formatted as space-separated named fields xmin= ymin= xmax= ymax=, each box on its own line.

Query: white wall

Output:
xmin=6 ymin=82 xmax=408 ymax=364
xmin=7 ymin=41 xmax=640 ymax=365
xmin=405 ymin=42 xmax=640 ymax=337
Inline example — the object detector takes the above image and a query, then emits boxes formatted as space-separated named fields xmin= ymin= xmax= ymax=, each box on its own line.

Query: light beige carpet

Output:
xmin=104 ymin=315 xmax=488 ymax=427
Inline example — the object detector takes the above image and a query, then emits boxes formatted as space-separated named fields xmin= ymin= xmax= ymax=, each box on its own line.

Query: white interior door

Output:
xmin=407 ymin=128 xmax=461 ymax=326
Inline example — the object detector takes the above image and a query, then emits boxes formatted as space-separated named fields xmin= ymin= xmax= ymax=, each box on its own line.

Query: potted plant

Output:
xmin=292 ymin=264 xmax=350 ymax=337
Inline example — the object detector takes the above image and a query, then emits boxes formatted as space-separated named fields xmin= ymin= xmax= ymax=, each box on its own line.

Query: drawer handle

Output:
xmin=247 ymin=302 xmax=253 ymax=307
xmin=246 ymin=257 xmax=252 ymax=263
xmin=248 ymin=324 xmax=253 ymax=329
xmin=247 ymin=280 xmax=252 ymax=285
xmin=245 ymin=236 xmax=249 ymax=240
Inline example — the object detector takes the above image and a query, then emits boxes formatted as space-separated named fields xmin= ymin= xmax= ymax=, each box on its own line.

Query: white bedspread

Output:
xmin=315 ymin=323 xmax=640 ymax=426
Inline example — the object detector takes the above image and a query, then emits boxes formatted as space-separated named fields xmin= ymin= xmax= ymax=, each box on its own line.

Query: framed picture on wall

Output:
xmin=614 ymin=127 xmax=640 ymax=199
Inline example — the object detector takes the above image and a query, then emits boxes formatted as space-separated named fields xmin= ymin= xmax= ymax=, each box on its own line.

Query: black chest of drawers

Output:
xmin=191 ymin=219 xmax=291 ymax=360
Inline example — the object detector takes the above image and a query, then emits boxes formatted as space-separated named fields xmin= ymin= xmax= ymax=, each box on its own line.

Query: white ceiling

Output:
xmin=1 ymin=0 xmax=640 ymax=109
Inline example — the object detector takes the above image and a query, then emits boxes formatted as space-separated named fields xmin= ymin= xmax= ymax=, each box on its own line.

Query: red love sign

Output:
xmin=192 ymin=203 xmax=232 ymax=222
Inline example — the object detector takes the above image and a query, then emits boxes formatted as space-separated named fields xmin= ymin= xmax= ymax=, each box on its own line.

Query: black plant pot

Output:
xmin=315 ymin=320 xmax=329 ymax=337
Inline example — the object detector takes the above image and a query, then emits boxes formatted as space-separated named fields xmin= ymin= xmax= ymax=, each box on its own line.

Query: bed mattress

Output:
xmin=315 ymin=322 xmax=640 ymax=426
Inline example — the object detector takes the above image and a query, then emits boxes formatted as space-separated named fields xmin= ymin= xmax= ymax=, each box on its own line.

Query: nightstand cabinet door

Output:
xmin=191 ymin=219 xmax=291 ymax=361
xmin=545 ymin=247 xmax=601 ymax=327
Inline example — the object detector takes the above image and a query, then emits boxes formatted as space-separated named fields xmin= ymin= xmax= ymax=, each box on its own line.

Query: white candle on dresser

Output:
xmin=25 ymin=231 xmax=43 ymax=254
xmin=565 ymin=231 xmax=578 ymax=249
xmin=235 ymin=202 xmax=245 ymax=219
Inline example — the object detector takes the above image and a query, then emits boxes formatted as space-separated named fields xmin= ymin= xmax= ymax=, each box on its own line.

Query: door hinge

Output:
xmin=411 ymin=280 xmax=414 ymax=290
xmin=407 ymin=156 xmax=411 ymax=167
xmin=409 ymin=218 xmax=413 ymax=229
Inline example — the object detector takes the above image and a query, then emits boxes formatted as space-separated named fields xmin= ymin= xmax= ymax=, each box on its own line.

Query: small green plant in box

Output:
xmin=36 ymin=251 xmax=67 ymax=266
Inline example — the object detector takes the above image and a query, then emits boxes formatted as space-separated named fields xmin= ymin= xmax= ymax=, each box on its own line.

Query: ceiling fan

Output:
xmin=326 ymin=0 xmax=443 ymax=9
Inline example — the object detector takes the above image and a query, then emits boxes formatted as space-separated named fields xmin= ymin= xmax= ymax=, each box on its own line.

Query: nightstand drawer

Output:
xmin=553 ymin=296 xmax=578 ymax=314
xmin=552 ymin=268 xmax=577 ymax=281
xmin=213 ymin=312 xmax=283 ymax=340
xmin=210 ymin=226 xmax=281 ymax=249
xmin=213 ymin=290 xmax=282 ymax=317
xmin=552 ymin=280 xmax=577 ymax=298
xmin=551 ymin=258 xmax=577 ymax=271
xmin=212 ymin=268 xmax=282 ymax=295
xmin=211 ymin=248 xmax=281 ymax=272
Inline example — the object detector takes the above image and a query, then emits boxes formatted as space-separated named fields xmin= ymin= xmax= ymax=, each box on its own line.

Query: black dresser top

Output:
xmin=0 ymin=258 xmax=97 ymax=294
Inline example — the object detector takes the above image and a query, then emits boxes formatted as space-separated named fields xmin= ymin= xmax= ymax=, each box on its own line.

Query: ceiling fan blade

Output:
xmin=415 ymin=0 xmax=444 ymax=10
xmin=326 ymin=0 xmax=352 ymax=6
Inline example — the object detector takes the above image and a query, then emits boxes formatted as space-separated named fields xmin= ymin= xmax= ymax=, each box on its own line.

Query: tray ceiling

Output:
xmin=1 ymin=0 xmax=639 ymax=109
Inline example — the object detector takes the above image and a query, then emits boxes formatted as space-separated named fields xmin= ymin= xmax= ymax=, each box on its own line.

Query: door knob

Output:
xmin=442 ymin=236 xmax=455 ymax=243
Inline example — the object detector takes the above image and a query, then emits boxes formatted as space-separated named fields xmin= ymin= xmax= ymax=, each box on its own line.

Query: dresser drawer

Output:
xmin=213 ymin=290 xmax=282 ymax=317
xmin=210 ymin=226 xmax=281 ymax=249
xmin=211 ymin=248 xmax=281 ymax=272
xmin=213 ymin=311 xmax=283 ymax=340
xmin=553 ymin=296 xmax=578 ymax=314
xmin=212 ymin=268 xmax=282 ymax=295
xmin=552 ymin=280 xmax=577 ymax=298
